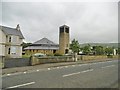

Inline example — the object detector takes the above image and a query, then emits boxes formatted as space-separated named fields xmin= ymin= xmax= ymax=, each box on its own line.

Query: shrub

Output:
xmin=46 ymin=54 xmax=54 ymax=56
xmin=107 ymin=55 xmax=113 ymax=58
xmin=54 ymin=53 xmax=63 ymax=56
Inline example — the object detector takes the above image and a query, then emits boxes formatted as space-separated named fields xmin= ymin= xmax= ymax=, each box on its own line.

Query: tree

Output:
xmin=105 ymin=47 xmax=114 ymax=55
xmin=82 ymin=44 xmax=91 ymax=55
xmin=21 ymin=42 xmax=32 ymax=50
xmin=117 ymin=48 xmax=120 ymax=55
xmin=70 ymin=39 xmax=80 ymax=54
xmin=92 ymin=46 xmax=104 ymax=55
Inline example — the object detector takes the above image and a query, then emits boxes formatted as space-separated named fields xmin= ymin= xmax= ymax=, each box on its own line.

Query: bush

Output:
xmin=54 ymin=53 xmax=63 ymax=56
xmin=107 ymin=55 xmax=113 ymax=58
xmin=46 ymin=54 xmax=54 ymax=56
xmin=22 ymin=55 xmax=31 ymax=58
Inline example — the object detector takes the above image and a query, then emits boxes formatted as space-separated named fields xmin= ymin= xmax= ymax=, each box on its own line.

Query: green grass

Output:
xmin=22 ymin=55 xmax=31 ymax=58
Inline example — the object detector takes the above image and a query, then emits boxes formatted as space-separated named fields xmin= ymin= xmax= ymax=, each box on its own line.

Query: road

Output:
xmin=2 ymin=60 xmax=119 ymax=89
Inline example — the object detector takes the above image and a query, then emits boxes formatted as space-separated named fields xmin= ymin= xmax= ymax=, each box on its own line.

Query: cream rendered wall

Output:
xmin=0 ymin=29 xmax=6 ymax=56
xmin=9 ymin=36 xmax=23 ymax=58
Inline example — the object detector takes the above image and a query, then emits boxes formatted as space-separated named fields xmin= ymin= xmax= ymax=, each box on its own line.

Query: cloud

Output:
xmin=1 ymin=2 xmax=118 ymax=43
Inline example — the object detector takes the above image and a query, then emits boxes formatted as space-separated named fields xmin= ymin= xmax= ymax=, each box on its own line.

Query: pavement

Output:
xmin=2 ymin=59 xmax=119 ymax=89
xmin=2 ymin=58 xmax=117 ymax=75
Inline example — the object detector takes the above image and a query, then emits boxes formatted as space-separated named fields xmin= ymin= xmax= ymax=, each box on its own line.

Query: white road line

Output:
xmin=101 ymin=65 xmax=115 ymax=69
xmin=63 ymin=69 xmax=93 ymax=77
xmin=65 ymin=66 xmax=68 ymax=68
xmin=57 ymin=67 xmax=60 ymax=69
xmin=36 ymin=70 xmax=39 ymax=71
xmin=6 ymin=82 xmax=35 ymax=89
xmin=72 ymin=65 xmax=75 ymax=67
xmin=23 ymin=72 xmax=26 ymax=74
xmin=48 ymin=68 xmax=50 ymax=70
xmin=7 ymin=74 xmax=10 ymax=76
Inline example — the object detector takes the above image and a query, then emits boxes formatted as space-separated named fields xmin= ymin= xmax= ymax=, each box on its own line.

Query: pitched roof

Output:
xmin=33 ymin=38 xmax=57 ymax=45
xmin=24 ymin=45 xmax=59 ymax=50
xmin=0 ymin=25 xmax=24 ymax=39
xmin=60 ymin=24 xmax=69 ymax=28
xmin=24 ymin=38 xmax=59 ymax=50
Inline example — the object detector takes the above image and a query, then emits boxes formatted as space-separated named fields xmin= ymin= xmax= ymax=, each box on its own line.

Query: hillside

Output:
xmin=80 ymin=43 xmax=118 ymax=48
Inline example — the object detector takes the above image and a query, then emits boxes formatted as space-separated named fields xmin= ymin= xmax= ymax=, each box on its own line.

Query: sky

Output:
xmin=0 ymin=0 xmax=118 ymax=44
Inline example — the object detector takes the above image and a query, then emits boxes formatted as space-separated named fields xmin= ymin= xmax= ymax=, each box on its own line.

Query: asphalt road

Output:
xmin=2 ymin=59 xmax=119 ymax=89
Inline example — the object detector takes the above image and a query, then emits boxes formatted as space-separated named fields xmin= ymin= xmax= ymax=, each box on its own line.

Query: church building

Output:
xmin=24 ymin=25 xmax=70 ymax=55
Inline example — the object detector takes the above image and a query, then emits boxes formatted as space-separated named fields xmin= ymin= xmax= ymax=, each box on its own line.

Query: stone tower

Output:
xmin=59 ymin=25 xmax=70 ymax=54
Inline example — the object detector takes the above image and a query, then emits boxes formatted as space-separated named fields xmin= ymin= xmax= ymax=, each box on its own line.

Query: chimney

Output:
xmin=16 ymin=24 xmax=20 ymax=31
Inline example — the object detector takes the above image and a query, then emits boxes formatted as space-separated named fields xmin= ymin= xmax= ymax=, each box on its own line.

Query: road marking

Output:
xmin=57 ymin=67 xmax=60 ymax=69
xmin=6 ymin=82 xmax=35 ymax=89
xmin=72 ymin=65 xmax=75 ymax=67
xmin=48 ymin=68 xmax=50 ymax=70
xmin=36 ymin=70 xmax=39 ymax=71
xmin=65 ymin=66 xmax=68 ymax=68
xmin=63 ymin=69 xmax=93 ymax=77
xmin=7 ymin=74 xmax=10 ymax=76
xmin=101 ymin=65 xmax=115 ymax=69
xmin=23 ymin=72 xmax=26 ymax=74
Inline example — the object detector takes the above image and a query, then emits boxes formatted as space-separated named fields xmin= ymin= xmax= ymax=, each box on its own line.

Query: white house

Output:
xmin=0 ymin=24 xmax=24 ymax=59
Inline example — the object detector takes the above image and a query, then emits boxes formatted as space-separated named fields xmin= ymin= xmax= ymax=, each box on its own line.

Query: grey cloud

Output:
xmin=1 ymin=2 xmax=118 ymax=43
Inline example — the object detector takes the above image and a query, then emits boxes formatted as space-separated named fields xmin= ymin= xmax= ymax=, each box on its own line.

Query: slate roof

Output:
xmin=24 ymin=45 xmax=59 ymax=50
xmin=0 ymin=25 xmax=24 ymax=39
xmin=33 ymin=38 xmax=57 ymax=45
xmin=60 ymin=25 xmax=69 ymax=28
xmin=24 ymin=38 xmax=59 ymax=50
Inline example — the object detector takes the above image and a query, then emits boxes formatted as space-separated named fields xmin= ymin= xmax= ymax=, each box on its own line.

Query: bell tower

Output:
xmin=59 ymin=25 xmax=70 ymax=54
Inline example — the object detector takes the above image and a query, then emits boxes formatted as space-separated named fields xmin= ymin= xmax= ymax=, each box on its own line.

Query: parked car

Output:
xmin=33 ymin=53 xmax=46 ymax=57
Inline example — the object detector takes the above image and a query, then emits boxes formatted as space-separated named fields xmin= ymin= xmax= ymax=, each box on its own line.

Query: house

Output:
xmin=24 ymin=37 xmax=59 ymax=55
xmin=0 ymin=24 xmax=24 ymax=59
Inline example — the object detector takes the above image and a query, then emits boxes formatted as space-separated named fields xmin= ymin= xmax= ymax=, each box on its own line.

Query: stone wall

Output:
xmin=0 ymin=56 xmax=5 ymax=68
xmin=77 ymin=55 xmax=118 ymax=61
xmin=4 ymin=58 xmax=30 ymax=68
xmin=30 ymin=56 xmax=74 ymax=65
xmin=25 ymin=49 xmax=59 ymax=56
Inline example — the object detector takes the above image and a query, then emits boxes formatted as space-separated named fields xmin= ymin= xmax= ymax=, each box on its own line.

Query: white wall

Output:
xmin=9 ymin=46 xmax=22 ymax=58
xmin=0 ymin=29 xmax=23 ymax=58
xmin=0 ymin=29 xmax=6 ymax=56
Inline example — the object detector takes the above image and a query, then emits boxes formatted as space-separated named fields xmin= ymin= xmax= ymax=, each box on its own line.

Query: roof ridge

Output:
xmin=33 ymin=37 xmax=57 ymax=45
xmin=1 ymin=25 xmax=24 ymax=39
xmin=0 ymin=25 xmax=16 ymax=30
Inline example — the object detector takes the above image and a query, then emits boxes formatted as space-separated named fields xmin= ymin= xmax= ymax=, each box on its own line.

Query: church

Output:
xmin=24 ymin=25 xmax=70 ymax=55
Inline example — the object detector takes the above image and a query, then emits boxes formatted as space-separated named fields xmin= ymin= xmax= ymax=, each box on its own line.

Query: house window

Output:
xmin=11 ymin=36 xmax=17 ymax=42
xmin=11 ymin=46 xmax=16 ymax=54
xmin=9 ymin=36 xmax=11 ymax=42
xmin=8 ymin=48 xmax=10 ymax=54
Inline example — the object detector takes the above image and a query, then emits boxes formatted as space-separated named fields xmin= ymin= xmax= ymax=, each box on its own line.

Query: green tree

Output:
xmin=118 ymin=48 xmax=120 ymax=55
xmin=70 ymin=39 xmax=80 ymax=54
xmin=105 ymin=47 xmax=114 ymax=55
xmin=21 ymin=42 xmax=32 ymax=50
xmin=82 ymin=44 xmax=91 ymax=55
xmin=92 ymin=46 xmax=104 ymax=55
